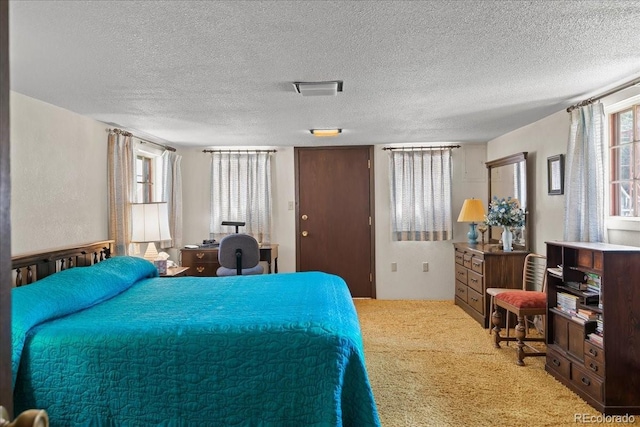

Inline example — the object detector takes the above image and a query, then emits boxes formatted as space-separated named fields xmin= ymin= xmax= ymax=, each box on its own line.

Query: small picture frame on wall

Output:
xmin=547 ymin=154 xmax=564 ymax=195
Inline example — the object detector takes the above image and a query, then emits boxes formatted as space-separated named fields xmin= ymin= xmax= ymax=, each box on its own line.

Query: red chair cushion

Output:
xmin=495 ymin=290 xmax=546 ymax=309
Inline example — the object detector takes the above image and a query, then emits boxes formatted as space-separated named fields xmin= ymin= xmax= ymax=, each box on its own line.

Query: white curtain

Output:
xmin=161 ymin=151 xmax=183 ymax=249
xmin=209 ymin=151 xmax=272 ymax=243
xmin=107 ymin=130 xmax=135 ymax=255
xmin=564 ymin=102 xmax=605 ymax=242
xmin=389 ymin=149 xmax=453 ymax=241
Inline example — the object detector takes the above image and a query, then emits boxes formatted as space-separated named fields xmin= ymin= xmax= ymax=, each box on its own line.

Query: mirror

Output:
xmin=486 ymin=152 xmax=529 ymax=251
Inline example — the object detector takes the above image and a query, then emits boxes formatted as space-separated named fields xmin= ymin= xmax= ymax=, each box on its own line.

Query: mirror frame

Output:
xmin=486 ymin=152 xmax=529 ymax=251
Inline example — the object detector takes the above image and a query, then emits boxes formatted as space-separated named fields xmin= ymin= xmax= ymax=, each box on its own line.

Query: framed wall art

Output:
xmin=547 ymin=154 xmax=564 ymax=195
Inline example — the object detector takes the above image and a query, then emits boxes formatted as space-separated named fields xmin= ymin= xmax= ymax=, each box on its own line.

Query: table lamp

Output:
xmin=131 ymin=202 xmax=172 ymax=262
xmin=457 ymin=198 xmax=485 ymax=245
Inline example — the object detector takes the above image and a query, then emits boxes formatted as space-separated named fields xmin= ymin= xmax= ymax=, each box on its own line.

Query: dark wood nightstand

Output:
xmin=159 ymin=266 xmax=190 ymax=277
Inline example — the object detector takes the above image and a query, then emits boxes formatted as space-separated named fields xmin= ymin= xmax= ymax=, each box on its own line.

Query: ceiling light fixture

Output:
xmin=293 ymin=80 xmax=343 ymax=96
xmin=310 ymin=129 xmax=342 ymax=137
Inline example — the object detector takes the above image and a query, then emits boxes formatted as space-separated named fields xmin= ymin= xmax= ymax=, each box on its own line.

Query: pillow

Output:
xmin=11 ymin=256 xmax=158 ymax=387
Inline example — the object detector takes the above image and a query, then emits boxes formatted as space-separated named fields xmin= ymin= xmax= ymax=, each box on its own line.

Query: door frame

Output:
xmin=293 ymin=145 xmax=376 ymax=298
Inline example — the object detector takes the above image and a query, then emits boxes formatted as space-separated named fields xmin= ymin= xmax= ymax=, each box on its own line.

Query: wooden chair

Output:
xmin=491 ymin=253 xmax=547 ymax=366
xmin=486 ymin=253 xmax=547 ymax=337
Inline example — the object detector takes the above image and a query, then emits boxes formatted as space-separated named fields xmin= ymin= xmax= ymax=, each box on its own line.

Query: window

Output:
xmin=136 ymin=155 xmax=153 ymax=203
xmin=209 ymin=151 xmax=272 ymax=243
xmin=609 ymin=104 xmax=640 ymax=217
xmin=388 ymin=148 xmax=453 ymax=241
xmin=134 ymin=142 xmax=165 ymax=203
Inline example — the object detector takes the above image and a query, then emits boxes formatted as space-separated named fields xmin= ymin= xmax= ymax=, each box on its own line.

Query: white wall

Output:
xmin=10 ymin=92 xmax=108 ymax=255
xmin=487 ymin=111 xmax=568 ymax=254
xmin=374 ymin=144 xmax=487 ymax=299
xmin=179 ymin=143 xmax=487 ymax=299
xmin=488 ymin=90 xmax=640 ymax=251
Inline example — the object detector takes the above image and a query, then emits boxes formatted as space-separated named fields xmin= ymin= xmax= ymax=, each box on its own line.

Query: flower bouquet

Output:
xmin=484 ymin=197 xmax=524 ymax=251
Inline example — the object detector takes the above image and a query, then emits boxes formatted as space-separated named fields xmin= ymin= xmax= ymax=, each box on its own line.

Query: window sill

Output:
xmin=606 ymin=216 xmax=640 ymax=232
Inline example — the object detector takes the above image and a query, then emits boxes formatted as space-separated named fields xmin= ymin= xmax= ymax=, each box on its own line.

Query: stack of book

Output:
xmin=557 ymin=292 xmax=579 ymax=314
xmin=596 ymin=316 xmax=604 ymax=335
xmin=588 ymin=332 xmax=604 ymax=346
xmin=567 ymin=308 xmax=597 ymax=325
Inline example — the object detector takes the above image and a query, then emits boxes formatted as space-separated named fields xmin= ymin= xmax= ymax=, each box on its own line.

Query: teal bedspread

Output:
xmin=12 ymin=257 xmax=380 ymax=427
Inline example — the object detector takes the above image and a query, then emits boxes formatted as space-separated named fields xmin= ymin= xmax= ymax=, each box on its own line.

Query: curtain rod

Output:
xmin=566 ymin=77 xmax=640 ymax=113
xmin=382 ymin=145 xmax=461 ymax=151
xmin=108 ymin=128 xmax=176 ymax=152
xmin=203 ymin=149 xmax=277 ymax=153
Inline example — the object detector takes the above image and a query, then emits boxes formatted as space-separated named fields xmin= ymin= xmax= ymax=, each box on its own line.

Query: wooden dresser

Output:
xmin=181 ymin=248 xmax=221 ymax=277
xmin=545 ymin=241 xmax=640 ymax=415
xmin=453 ymin=243 xmax=528 ymax=328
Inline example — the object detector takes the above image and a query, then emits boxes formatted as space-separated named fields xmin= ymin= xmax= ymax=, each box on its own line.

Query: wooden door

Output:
xmin=295 ymin=146 xmax=375 ymax=298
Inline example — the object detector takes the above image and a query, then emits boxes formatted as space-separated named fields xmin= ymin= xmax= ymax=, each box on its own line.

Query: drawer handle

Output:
xmin=196 ymin=252 xmax=205 ymax=259
xmin=470 ymin=278 xmax=478 ymax=283
xmin=552 ymin=358 xmax=561 ymax=367
xmin=457 ymin=271 xmax=465 ymax=276
xmin=581 ymin=377 xmax=591 ymax=386
xmin=470 ymin=297 xmax=478 ymax=302
xmin=196 ymin=266 xmax=205 ymax=273
xmin=589 ymin=362 xmax=598 ymax=372
xmin=473 ymin=262 xmax=481 ymax=267
xmin=457 ymin=288 xmax=465 ymax=293
xmin=588 ymin=348 xmax=598 ymax=357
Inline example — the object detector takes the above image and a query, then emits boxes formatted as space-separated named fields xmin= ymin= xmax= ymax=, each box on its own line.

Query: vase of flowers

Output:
xmin=484 ymin=196 xmax=525 ymax=252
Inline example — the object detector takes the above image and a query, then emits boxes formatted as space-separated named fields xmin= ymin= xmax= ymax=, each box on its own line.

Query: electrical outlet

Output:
xmin=391 ymin=262 xmax=397 ymax=272
xmin=422 ymin=262 xmax=429 ymax=272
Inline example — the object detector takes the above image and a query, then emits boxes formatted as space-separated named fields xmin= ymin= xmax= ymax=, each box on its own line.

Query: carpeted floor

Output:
xmin=354 ymin=299 xmax=640 ymax=427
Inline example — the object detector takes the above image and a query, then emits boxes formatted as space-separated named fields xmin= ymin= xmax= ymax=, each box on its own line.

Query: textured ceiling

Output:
xmin=9 ymin=1 xmax=640 ymax=148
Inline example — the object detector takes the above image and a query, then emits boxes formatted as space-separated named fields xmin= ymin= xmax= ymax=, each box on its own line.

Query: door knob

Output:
xmin=302 ymin=231 xmax=309 ymax=237
xmin=301 ymin=214 xmax=308 ymax=220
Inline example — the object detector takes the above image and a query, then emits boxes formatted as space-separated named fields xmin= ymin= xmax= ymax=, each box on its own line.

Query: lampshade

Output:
xmin=457 ymin=198 xmax=486 ymax=222
xmin=131 ymin=203 xmax=171 ymax=262
xmin=457 ymin=198 xmax=485 ymax=245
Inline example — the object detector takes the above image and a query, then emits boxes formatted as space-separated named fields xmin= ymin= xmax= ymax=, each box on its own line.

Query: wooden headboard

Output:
xmin=11 ymin=240 xmax=114 ymax=287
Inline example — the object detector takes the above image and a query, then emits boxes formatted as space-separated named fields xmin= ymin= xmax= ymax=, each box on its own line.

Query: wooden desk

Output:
xmin=181 ymin=244 xmax=278 ymax=277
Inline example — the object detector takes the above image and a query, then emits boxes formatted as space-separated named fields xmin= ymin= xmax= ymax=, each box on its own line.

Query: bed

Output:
xmin=11 ymin=242 xmax=380 ymax=426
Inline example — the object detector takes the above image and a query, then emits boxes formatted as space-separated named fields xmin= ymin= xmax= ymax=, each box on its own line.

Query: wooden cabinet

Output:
xmin=453 ymin=243 xmax=528 ymax=328
xmin=545 ymin=241 xmax=640 ymax=415
xmin=181 ymin=248 xmax=221 ymax=277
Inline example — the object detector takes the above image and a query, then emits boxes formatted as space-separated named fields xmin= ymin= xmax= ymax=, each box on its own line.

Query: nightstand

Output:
xmin=159 ymin=266 xmax=190 ymax=277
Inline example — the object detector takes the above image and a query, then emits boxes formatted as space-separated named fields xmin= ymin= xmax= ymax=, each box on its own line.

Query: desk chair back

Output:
xmin=216 ymin=234 xmax=264 ymax=276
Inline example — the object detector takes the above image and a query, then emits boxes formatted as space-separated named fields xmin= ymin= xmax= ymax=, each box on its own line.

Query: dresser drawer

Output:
xmin=455 ymin=250 xmax=464 ymax=265
xmin=467 ymin=288 xmax=483 ymax=315
xmin=187 ymin=263 xmax=219 ymax=277
xmin=470 ymin=256 xmax=484 ymax=274
xmin=467 ymin=270 xmax=483 ymax=294
xmin=584 ymin=355 xmax=605 ymax=379
xmin=455 ymin=264 xmax=468 ymax=284
xmin=455 ymin=280 xmax=468 ymax=303
xmin=182 ymin=250 xmax=218 ymax=263
xmin=463 ymin=254 xmax=473 ymax=269
xmin=572 ymin=364 xmax=603 ymax=402
xmin=584 ymin=340 xmax=604 ymax=364
xmin=547 ymin=347 xmax=571 ymax=379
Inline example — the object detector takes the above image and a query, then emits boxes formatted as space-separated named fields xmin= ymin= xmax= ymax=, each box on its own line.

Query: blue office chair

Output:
xmin=216 ymin=233 xmax=264 ymax=276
